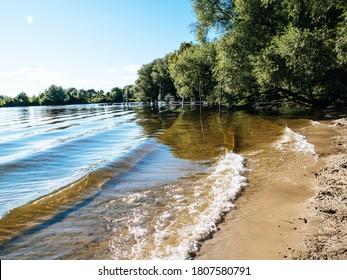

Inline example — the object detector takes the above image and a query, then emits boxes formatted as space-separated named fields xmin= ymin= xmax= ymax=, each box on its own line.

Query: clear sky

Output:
xmin=0 ymin=0 xmax=197 ymax=97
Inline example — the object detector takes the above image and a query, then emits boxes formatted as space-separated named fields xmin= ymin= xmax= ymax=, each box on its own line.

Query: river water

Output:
xmin=0 ymin=104 xmax=318 ymax=259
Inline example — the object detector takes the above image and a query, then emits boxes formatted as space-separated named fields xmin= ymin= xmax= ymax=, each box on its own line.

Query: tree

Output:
xmin=0 ymin=95 xmax=8 ymax=106
xmin=40 ymin=85 xmax=69 ymax=105
xmin=191 ymin=0 xmax=236 ymax=42
xmin=336 ymin=9 xmax=347 ymax=66
xmin=65 ymin=87 xmax=82 ymax=104
xmin=151 ymin=56 xmax=177 ymax=101
xmin=29 ymin=95 xmax=40 ymax=106
xmin=78 ymin=89 xmax=89 ymax=103
xmin=193 ymin=0 xmax=287 ymax=105
xmin=107 ymin=87 xmax=124 ymax=103
xmin=168 ymin=43 xmax=217 ymax=102
xmin=86 ymin=89 xmax=98 ymax=101
xmin=15 ymin=92 xmax=30 ymax=106
xmin=135 ymin=55 xmax=180 ymax=103
xmin=135 ymin=62 xmax=159 ymax=102
xmin=123 ymin=85 xmax=136 ymax=102
xmin=214 ymin=33 xmax=260 ymax=105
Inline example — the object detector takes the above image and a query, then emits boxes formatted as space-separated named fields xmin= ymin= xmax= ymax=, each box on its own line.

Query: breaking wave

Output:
xmin=274 ymin=127 xmax=316 ymax=155
xmin=108 ymin=152 xmax=247 ymax=259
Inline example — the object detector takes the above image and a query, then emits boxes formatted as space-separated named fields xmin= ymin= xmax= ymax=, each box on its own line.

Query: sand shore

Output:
xmin=197 ymin=116 xmax=347 ymax=260
xmin=297 ymin=118 xmax=347 ymax=259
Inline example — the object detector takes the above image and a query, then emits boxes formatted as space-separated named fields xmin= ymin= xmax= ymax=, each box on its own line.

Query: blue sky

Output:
xmin=0 ymin=0 xmax=197 ymax=97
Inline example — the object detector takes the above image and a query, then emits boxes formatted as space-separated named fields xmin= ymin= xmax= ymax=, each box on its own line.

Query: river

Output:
xmin=0 ymin=104 xmax=318 ymax=259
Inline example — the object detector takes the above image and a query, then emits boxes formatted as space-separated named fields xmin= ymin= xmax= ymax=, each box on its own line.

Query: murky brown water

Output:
xmin=0 ymin=105 xmax=319 ymax=259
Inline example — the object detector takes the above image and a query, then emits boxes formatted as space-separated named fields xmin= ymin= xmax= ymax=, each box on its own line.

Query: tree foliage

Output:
xmin=192 ymin=0 xmax=347 ymax=107
xmin=40 ymin=85 xmax=69 ymax=105
xmin=135 ymin=56 xmax=177 ymax=102
xmin=168 ymin=42 xmax=217 ymax=101
xmin=192 ymin=0 xmax=236 ymax=42
xmin=0 ymin=85 xmax=135 ymax=107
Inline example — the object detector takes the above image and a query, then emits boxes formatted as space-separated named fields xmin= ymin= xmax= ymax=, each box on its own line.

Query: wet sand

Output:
xmin=298 ymin=119 xmax=347 ymax=259
xmin=197 ymin=117 xmax=347 ymax=260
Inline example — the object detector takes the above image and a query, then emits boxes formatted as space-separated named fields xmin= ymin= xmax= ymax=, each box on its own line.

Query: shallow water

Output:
xmin=0 ymin=104 xmax=317 ymax=259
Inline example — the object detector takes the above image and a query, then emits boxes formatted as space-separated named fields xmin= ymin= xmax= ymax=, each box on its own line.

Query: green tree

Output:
xmin=135 ymin=62 xmax=158 ymax=102
xmin=15 ymin=92 xmax=30 ymax=106
xmin=191 ymin=0 xmax=236 ymax=42
xmin=78 ymin=89 xmax=88 ymax=103
xmin=65 ymin=87 xmax=82 ymax=104
xmin=168 ymin=42 xmax=217 ymax=102
xmin=214 ymin=33 xmax=260 ymax=105
xmin=123 ymin=85 xmax=136 ymax=101
xmin=0 ymin=95 xmax=8 ymax=106
xmin=29 ymin=95 xmax=40 ymax=106
xmin=151 ymin=56 xmax=177 ymax=101
xmin=107 ymin=87 xmax=124 ymax=103
xmin=86 ymin=89 xmax=98 ymax=101
xmin=40 ymin=85 xmax=69 ymax=105
xmin=336 ymin=9 xmax=347 ymax=66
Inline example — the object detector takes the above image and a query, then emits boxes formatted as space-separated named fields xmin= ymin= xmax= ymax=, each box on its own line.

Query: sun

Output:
xmin=26 ymin=16 xmax=34 ymax=24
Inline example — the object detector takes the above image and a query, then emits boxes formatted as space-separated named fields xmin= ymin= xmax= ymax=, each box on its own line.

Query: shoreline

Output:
xmin=295 ymin=118 xmax=347 ymax=259
xmin=197 ymin=117 xmax=347 ymax=260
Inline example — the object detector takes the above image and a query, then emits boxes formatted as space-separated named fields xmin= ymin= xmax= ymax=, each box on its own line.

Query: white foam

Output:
xmin=311 ymin=120 xmax=321 ymax=126
xmin=274 ymin=127 xmax=316 ymax=155
xmin=245 ymin=150 xmax=264 ymax=156
xmin=109 ymin=152 xmax=248 ymax=260
xmin=152 ymin=152 xmax=247 ymax=259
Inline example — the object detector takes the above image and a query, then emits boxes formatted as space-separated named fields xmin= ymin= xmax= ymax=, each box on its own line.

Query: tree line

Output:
xmin=135 ymin=0 xmax=347 ymax=108
xmin=0 ymin=85 xmax=137 ymax=107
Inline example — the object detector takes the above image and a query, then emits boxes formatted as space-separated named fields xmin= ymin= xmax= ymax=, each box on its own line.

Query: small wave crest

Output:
xmin=175 ymin=152 xmax=248 ymax=258
xmin=108 ymin=152 xmax=248 ymax=259
xmin=311 ymin=120 xmax=321 ymax=126
xmin=274 ymin=127 xmax=316 ymax=155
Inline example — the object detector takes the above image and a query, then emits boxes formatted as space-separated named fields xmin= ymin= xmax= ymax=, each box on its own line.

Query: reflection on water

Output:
xmin=0 ymin=105 xmax=318 ymax=259
xmin=159 ymin=110 xmax=234 ymax=160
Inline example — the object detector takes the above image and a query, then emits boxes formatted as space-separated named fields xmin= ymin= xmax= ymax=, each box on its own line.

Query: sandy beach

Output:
xmin=197 ymin=116 xmax=347 ymax=260
xmin=298 ymin=118 xmax=347 ymax=259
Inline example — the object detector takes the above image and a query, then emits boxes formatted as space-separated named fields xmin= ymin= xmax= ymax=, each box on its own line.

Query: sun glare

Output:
xmin=26 ymin=16 xmax=34 ymax=24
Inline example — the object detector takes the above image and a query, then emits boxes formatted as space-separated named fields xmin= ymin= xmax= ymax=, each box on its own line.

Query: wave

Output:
xmin=274 ymin=126 xmax=316 ymax=155
xmin=0 ymin=110 xmax=135 ymax=162
xmin=0 ymin=119 xmax=145 ymax=219
xmin=311 ymin=120 xmax=321 ymax=126
xmin=175 ymin=152 xmax=248 ymax=258
xmin=108 ymin=151 xmax=248 ymax=259
xmin=0 ymin=139 xmax=164 ymax=246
